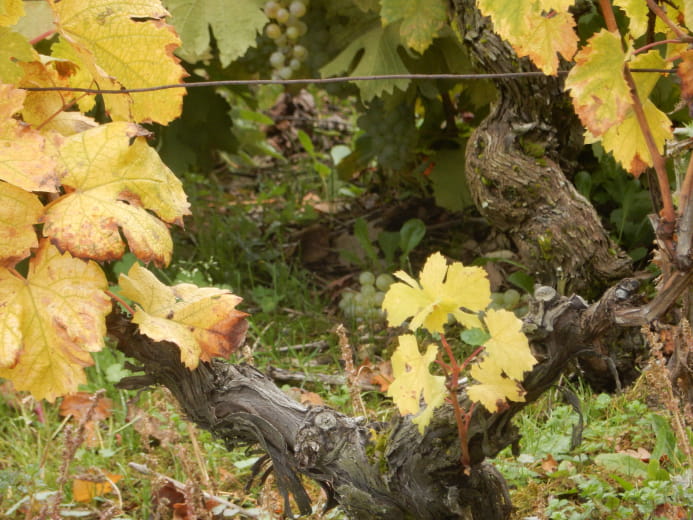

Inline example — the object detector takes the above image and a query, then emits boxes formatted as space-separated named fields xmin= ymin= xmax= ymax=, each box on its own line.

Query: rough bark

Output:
xmin=451 ymin=0 xmax=632 ymax=296
xmin=108 ymin=278 xmax=643 ymax=519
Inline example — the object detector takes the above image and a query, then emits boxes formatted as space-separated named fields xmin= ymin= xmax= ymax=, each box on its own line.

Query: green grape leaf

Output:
xmin=166 ymin=0 xmax=268 ymax=66
xmin=428 ymin=147 xmax=474 ymax=212
xmin=614 ymin=0 xmax=649 ymax=37
xmin=565 ymin=29 xmax=631 ymax=136
xmin=387 ymin=334 xmax=446 ymax=434
xmin=380 ymin=0 xmax=447 ymax=54
xmin=476 ymin=0 xmax=577 ymax=75
xmin=321 ymin=21 xmax=410 ymax=101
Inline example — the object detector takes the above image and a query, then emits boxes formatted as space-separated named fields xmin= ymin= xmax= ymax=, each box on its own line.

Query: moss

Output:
xmin=537 ymin=232 xmax=554 ymax=261
xmin=520 ymin=137 xmax=546 ymax=159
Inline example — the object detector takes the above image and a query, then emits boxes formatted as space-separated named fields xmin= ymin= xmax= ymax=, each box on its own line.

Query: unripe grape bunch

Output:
xmin=263 ymin=0 xmax=309 ymax=79
xmin=339 ymin=272 xmax=395 ymax=321
xmin=488 ymin=288 xmax=531 ymax=317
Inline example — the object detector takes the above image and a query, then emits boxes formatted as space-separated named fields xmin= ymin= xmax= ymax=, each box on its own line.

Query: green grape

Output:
xmin=289 ymin=1 xmax=306 ymax=17
xmin=373 ymin=291 xmax=385 ymax=306
xmin=275 ymin=7 xmax=290 ymax=23
xmin=375 ymin=273 xmax=395 ymax=291
xmin=289 ymin=58 xmax=301 ymax=70
xmin=286 ymin=25 xmax=300 ymax=40
xmin=293 ymin=44 xmax=307 ymax=60
xmin=277 ymin=66 xmax=293 ymax=79
xmin=503 ymin=289 xmax=521 ymax=307
xmin=269 ymin=51 xmax=285 ymax=68
xmin=265 ymin=23 xmax=282 ymax=39
xmin=296 ymin=20 xmax=308 ymax=36
xmin=491 ymin=292 xmax=505 ymax=305
xmin=361 ymin=285 xmax=376 ymax=299
xmin=359 ymin=271 xmax=375 ymax=286
xmin=514 ymin=306 xmax=528 ymax=318
xmin=264 ymin=1 xmax=280 ymax=17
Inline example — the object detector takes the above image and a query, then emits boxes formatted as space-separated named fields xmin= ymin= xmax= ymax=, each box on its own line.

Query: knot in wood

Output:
xmin=315 ymin=410 xmax=337 ymax=430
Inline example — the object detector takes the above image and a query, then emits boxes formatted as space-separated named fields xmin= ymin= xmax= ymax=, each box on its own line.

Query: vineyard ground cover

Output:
xmin=1 ymin=89 xmax=688 ymax=518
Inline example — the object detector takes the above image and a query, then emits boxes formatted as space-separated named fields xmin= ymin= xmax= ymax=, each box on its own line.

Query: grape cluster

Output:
xmin=339 ymin=272 xmax=395 ymax=321
xmin=263 ymin=0 xmax=309 ymax=79
xmin=489 ymin=289 xmax=530 ymax=317
xmin=356 ymin=98 xmax=417 ymax=171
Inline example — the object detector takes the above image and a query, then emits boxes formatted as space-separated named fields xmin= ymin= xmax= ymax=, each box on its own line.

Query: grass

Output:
xmin=1 ymin=123 xmax=691 ymax=519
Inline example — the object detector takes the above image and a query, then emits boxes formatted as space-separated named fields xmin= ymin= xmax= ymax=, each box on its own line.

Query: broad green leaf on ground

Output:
xmin=428 ymin=147 xmax=474 ymax=212
xmin=41 ymin=121 xmax=190 ymax=266
xmin=387 ymin=334 xmax=446 ymax=433
xmin=119 ymin=263 xmax=249 ymax=368
xmin=166 ymin=0 xmax=267 ymax=67
xmin=18 ymin=60 xmax=98 ymax=136
xmin=0 ymin=27 xmax=37 ymax=83
xmin=0 ymin=0 xmax=23 ymax=26
xmin=565 ymin=30 xmax=632 ymax=136
xmin=614 ymin=0 xmax=649 ymax=37
xmin=482 ymin=309 xmax=537 ymax=380
xmin=0 ymin=181 xmax=42 ymax=266
xmin=380 ymin=0 xmax=447 ymax=54
xmin=321 ymin=22 xmax=410 ymax=101
xmin=50 ymin=0 xmax=186 ymax=125
xmin=467 ymin=355 xmax=526 ymax=413
xmin=476 ymin=0 xmax=577 ymax=75
xmin=382 ymin=251 xmax=491 ymax=333
xmin=0 ymin=241 xmax=110 ymax=401
xmin=0 ymin=84 xmax=59 ymax=192
xmin=585 ymin=50 xmax=672 ymax=176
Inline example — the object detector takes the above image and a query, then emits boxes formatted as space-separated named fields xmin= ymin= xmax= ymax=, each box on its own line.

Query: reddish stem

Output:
xmin=633 ymin=39 xmax=682 ymax=55
xmin=597 ymin=0 xmax=619 ymax=33
xmin=29 ymin=30 xmax=56 ymax=46
xmin=106 ymin=290 xmax=135 ymax=315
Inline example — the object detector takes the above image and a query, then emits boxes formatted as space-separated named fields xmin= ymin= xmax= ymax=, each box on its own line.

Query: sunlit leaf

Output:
xmin=0 ymin=0 xmax=23 ymax=26
xmin=482 ymin=309 xmax=537 ymax=380
xmin=0 ymin=181 xmax=42 ymax=266
xmin=387 ymin=334 xmax=446 ymax=434
xmin=467 ymin=355 xmax=526 ymax=413
xmin=380 ymin=0 xmax=447 ymax=54
xmin=382 ymin=251 xmax=490 ymax=333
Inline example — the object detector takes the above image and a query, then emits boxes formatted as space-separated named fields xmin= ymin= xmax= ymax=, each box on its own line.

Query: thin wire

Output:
xmin=19 ymin=69 xmax=672 ymax=95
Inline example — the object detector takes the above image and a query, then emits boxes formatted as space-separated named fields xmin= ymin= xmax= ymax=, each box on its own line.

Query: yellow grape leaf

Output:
xmin=382 ymin=251 xmax=490 ymax=333
xmin=18 ymin=61 xmax=98 ymax=136
xmin=42 ymin=121 xmax=190 ymax=266
xmin=476 ymin=0 xmax=577 ymax=75
xmin=586 ymin=50 xmax=672 ymax=176
xmin=119 ymin=263 xmax=249 ymax=369
xmin=387 ymin=334 xmax=446 ymax=434
xmin=565 ymin=30 xmax=632 ymax=136
xmin=683 ymin=0 xmax=693 ymax=31
xmin=467 ymin=356 xmax=526 ymax=413
xmin=0 ymin=0 xmax=23 ymax=26
xmin=0 ymin=241 xmax=110 ymax=401
xmin=0 ymin=27 xmax=37 ymax=83
xmin=0 ymin=83 xmax=59 ymax=192
xmin=614 ymin=0 xmax=649 ymax=37
xmin=482 ymin=309 xmax=537 ymax=380
xmin=72 ymin=471 xmax=122 ymax=502
xmin=0 ymin=181 xmax=42 ymax=266
xmin=50 ymin=0 xmax=186 ymax=125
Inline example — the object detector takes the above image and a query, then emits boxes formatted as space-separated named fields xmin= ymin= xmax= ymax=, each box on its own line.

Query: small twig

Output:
xmin=645 ymin=0 xmax=692 ymax=41
xmin=106 ymin=290 xmax=134 ymax=315
xmin=128 ymin=462 xmax=261 ymax=518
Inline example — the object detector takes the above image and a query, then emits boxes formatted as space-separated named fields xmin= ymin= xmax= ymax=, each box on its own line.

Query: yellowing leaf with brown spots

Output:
xmin=0 ymin=181 xmax=42 ymax=266
xmin=476 ymin=0 xmax=577 ymax=75
xmin=565 ymin=30 xmax=632 ymax=136
xmin=0 ymin=241 xmax=110 ymax=402
xmin=585 ymin=50 xmax=672 ymax=176
xmin=50 ymin=0 xmax=186 ymax=124
xmin=0 ymin=84 xmax=59 ymax=192
xmin=387 ymin=334 xmax=446 ymax=433
xmin=119 ymin=263 xmax=249 ymax=369
xmin=41 ymin=121 xmax=190 ymax=266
